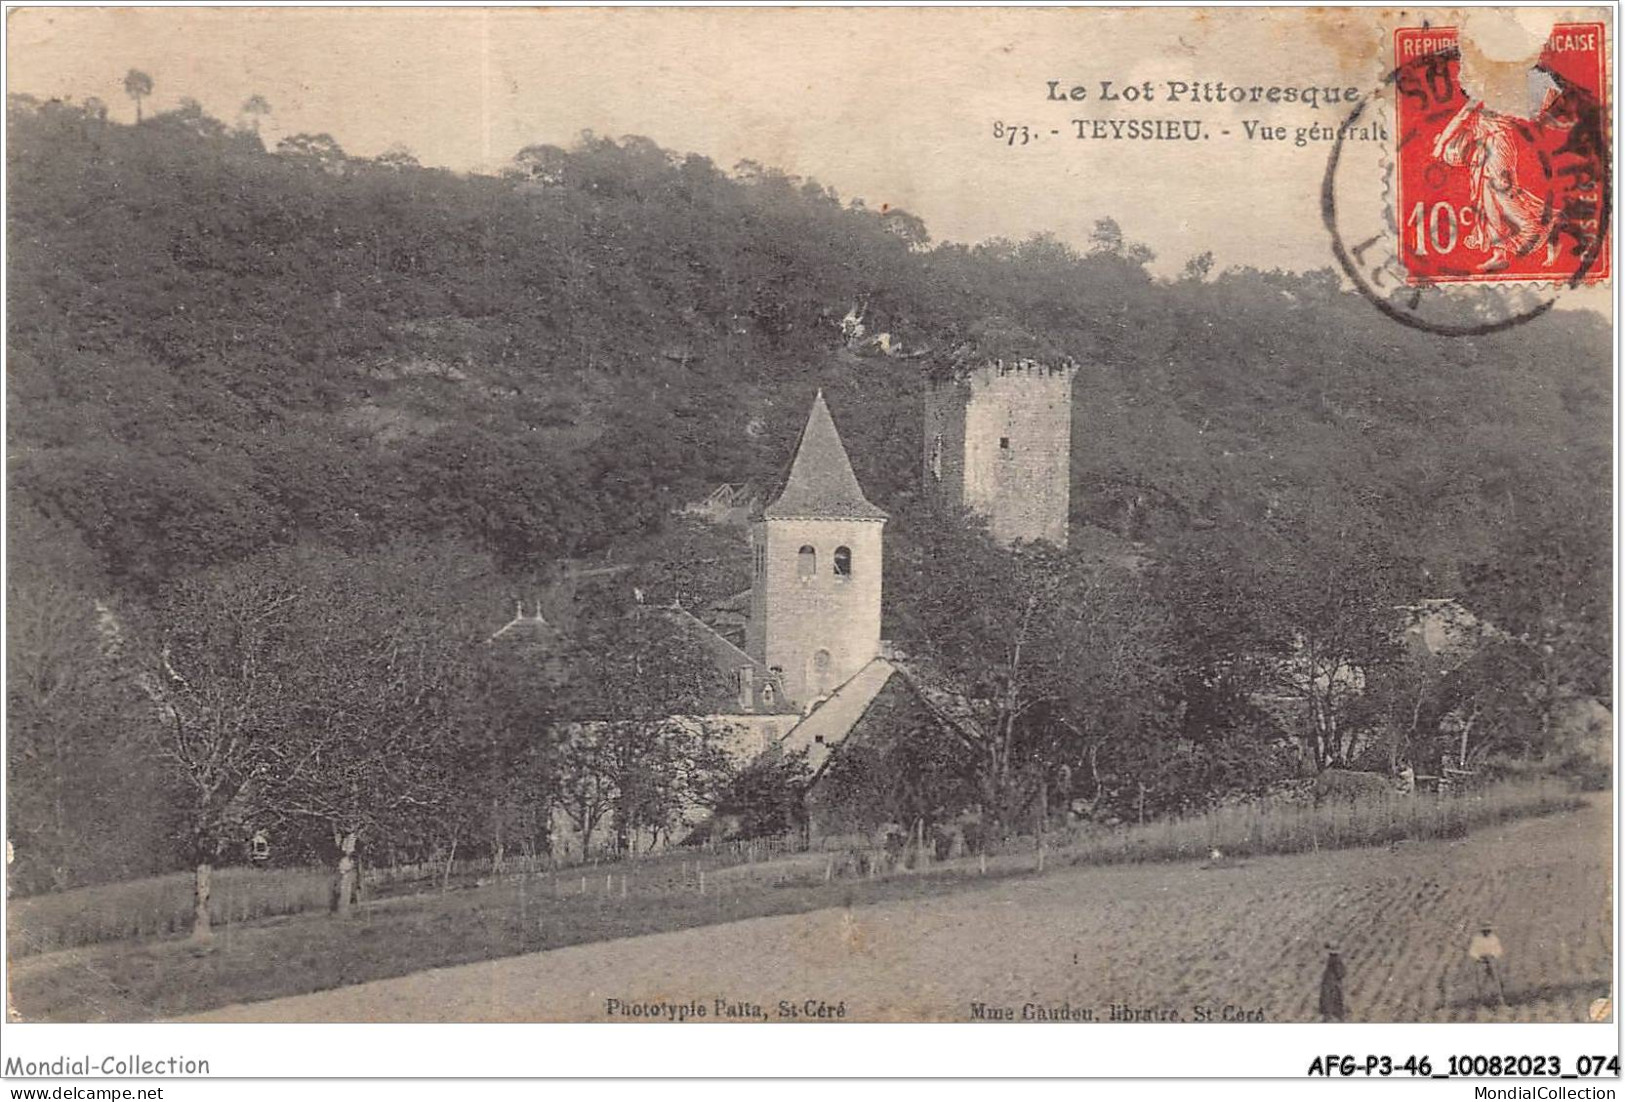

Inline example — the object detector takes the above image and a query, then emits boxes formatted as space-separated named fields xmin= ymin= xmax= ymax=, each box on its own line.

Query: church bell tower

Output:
xmin=747 ymin=391 xmax=886 ymax=709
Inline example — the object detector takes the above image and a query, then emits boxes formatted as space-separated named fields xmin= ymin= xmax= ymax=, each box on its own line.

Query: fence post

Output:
xmin=1037 ymin=785 xmax=1048 ymax=874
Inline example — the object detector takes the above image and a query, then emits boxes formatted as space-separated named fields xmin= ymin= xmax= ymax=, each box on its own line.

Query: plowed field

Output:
xmin=188 ymin=796 xmax=1612 ymax=1023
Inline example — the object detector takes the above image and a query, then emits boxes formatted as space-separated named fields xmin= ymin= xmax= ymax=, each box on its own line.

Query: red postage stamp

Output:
xmin=1394 ymin=22 xmax=1610 ymax=285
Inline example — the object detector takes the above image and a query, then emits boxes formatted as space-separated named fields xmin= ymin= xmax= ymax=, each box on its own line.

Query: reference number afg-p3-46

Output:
xmin=1307 ymin=1053 xmax=1620 ymax=1078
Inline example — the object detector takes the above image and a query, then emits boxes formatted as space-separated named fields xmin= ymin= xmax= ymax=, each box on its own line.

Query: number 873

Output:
xmin=992 ymin=122 xmax=1031 ymax=146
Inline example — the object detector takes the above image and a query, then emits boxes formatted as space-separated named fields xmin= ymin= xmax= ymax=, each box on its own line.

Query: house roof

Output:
xmin=487 ymin=601 xmax=558 ymax=643
xmin=762 ymin=391 xmax=887 ymax=521
xmin=653 ymin=605 xmax=797 ymax=715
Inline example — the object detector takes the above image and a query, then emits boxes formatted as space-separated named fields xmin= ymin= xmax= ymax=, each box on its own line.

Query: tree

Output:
xmin=814 ymin=681 xmax=977 ymax=838
xmin=710 ymin=748 xmax=812 ymax=841
xmin=154 ymin=97 xmax=228 ymax=141
xmin=1263 ymin=535 xmax=1407 ymax=770
xmin=372 ymin=143 xmax=419 ymax=170
xmin=255 ymin=547 xmax=488 ymax=915
xmin=888 ymin=506 xmax=1174 ymax=825
xmin=122 ymin=69 xmax=152 ymax=122
xmin=276 ymin=132 xmax=348 ymax=175
xmin=879 ymin=208 xmax=931 ymax=251
xmin=6 ymin=507 xmax=181 ymax=895
xmin=1045 ymin=564 xmax=1177 ymax=818
xmin=553 ymin=723 xmax=616 ymax=860
xmin=1182 ymin=251 xmax=1215 ymax=282
xmin=508 ymin=142 xmax=569 ymax=187
xmin=552 ymin=600 xmax=731 ymax=857
xmin=147 ymin=546 xmax=491 ymax=929
xmin=7 ymin=574 xmax=156 ymax=893
xmin=147 ymin=558 xmax=302 ymax=941
xmin=1464 ymin=502 xmax=1610 ymax=733
xmin=890 ymin=514 xmax=1057 ymax=817
xmin=1088 ymin=217 xmax=1125 ymax=256
xmin=1151 ymin=535 xmax=1280 ymax=746
xmin=440 ymin=619 xmax=570 ymax=875
xmin=240 ymin=93 xmax=271 ymax=135
xmin=1370 ymin=628 xmax=1508 ymax=774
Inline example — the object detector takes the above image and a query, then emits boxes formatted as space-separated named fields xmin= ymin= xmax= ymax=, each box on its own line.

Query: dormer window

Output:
xmin=797 ymin=545 xmax=817 ymax=578
xmin=833 ymin=546 xmax=852 ymax=579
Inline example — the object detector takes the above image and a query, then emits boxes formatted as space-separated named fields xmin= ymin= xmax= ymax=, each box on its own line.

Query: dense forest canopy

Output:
xmin=6 ymin=94 xmax=1611 ymax=895
xmin=9 ymin=95 xmax=1608 ymax=591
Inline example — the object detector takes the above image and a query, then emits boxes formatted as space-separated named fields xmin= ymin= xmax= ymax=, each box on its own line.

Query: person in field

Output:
xmin=1319 ymin=943 xmax=1347 ymax=1022
xmin=1468 ymin=922 xmax=1507 ymax=1006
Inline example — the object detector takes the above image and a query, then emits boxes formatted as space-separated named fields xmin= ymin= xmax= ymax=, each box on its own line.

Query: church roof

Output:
xmin=779 ymin=657 xmax=897 ymax=774
xmin=762 ymin=391 xmax=888 ymax=521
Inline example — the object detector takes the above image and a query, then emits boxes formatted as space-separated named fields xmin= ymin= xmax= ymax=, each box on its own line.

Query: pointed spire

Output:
xmin=763 ymin=391 xmax=887 ymax=521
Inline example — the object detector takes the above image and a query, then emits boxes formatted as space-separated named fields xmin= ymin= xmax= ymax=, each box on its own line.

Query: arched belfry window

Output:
xmin=797 ymin=545 xmax=817 ymax=578
xmin=833 ymin=546 xmax=852 ymax=578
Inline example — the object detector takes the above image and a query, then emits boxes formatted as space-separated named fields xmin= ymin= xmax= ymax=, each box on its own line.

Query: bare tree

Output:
xmin=254 ymin=547 xmax=486 ymax=915
xmin=1265 ymin=540 xmax=1403 ymax=770
xmin=147 ymin=563 xmax=301 ymax=942
xmin=554 ymin=723 xmax=616 ymax=860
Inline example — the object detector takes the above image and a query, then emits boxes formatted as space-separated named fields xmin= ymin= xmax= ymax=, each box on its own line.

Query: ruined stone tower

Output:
xmin=747 ymin=391 xmax=886 ymax=709
xmin=924 ymin=355 xmax=1077 ymax=547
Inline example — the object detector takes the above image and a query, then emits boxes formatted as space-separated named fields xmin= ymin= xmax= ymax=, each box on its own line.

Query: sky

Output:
xmin=5 ymin=5 xmax=1613 ymax=289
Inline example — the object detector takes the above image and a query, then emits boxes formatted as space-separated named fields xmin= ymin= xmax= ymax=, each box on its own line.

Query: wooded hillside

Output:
xmin=9 ymin=96 xmax=1608 ymax=590
xmin=7 ymin=95 xmax=1610 ymax=894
